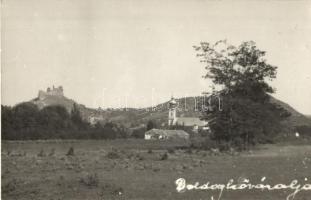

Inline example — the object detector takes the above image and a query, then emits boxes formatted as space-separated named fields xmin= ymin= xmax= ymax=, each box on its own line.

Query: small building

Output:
xmin=175 ymin=117 xmax=208 ymax=133
xmin=88 ymin=115 xmax=104 ymax=126
xmin=175 ymin=117 xmax=207 ymax=127
xmin=144 ymin=128 xmax=190 ymax=140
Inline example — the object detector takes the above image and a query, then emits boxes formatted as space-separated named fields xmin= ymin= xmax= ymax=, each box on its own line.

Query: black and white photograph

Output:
xmin=1 ymin=0 xmax=311 ymax=199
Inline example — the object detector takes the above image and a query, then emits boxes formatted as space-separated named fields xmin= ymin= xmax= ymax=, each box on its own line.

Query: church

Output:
xmin=168 ymin=97 xmax=208 ymax=132
xmin=144 ymin=97 xmax=209 ymax=140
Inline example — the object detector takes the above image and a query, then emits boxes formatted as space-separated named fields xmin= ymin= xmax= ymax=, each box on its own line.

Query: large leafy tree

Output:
xmin=11 ymin=102 xmax=41 ymax=131
xmin=194 ymin=40 xmax=289 ymax=148
xmin=39 ymin=105 xmax=71 ymax=130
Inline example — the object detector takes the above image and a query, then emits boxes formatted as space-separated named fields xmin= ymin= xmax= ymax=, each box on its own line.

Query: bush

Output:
xmin=48 ymin=148 xmax=55 ymax=156
xmin=210 ymin=148 xmax=220 ymax=156
xmin=37 ymin=149 xmax=46 ymax=157
xmin=2 ymin=179 xmax=19 ymax=194
xmin=80 ymin=173 xmax=99 ymax=187
xmin=135 ymin=153 xmax=144 ymax=161
xmin=185 ymin=148 xmax=193 ymax=154
xmin=192 ymin=137 xmax=218 ymax=150
xmin=99 ymin=183 xmax=124 ymax=197
xmin=106 ymin=150 xmax=120 ymax=159
xmin=203 ymin=139 xmax=218 ymax=149
xmin=66 ymin=147 xmax=74 ymax=156
xmin=296 ymin=126 xmax=311 ymax=137
xmin=160 ymin=152 xmax=168 ymax=160
xmin=131 ymin=127 xmax=146 ymax=138
xmin=167 ymin=148 xmax=175 ymax=154
xmin=218 ymin=142 xmax=230 ymax=152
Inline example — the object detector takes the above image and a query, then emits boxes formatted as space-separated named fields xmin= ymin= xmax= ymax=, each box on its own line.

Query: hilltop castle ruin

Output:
xmin=38 ymin=85 xmax=64 ymax=100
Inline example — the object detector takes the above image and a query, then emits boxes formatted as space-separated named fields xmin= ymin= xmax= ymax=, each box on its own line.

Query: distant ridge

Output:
xmin=138 ymin=95 xmax=311 ymax=128
xmin=28 ymin=86 xmax=311 ymax=128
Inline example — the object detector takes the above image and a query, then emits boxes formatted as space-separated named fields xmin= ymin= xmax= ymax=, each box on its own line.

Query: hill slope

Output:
xmin=269 ymin=95 xmax=311 ymax=127
xmin=29 ymin=91 xmax=311 ymax=128
xmin=31 ymin=94 xmax=96 ymax=121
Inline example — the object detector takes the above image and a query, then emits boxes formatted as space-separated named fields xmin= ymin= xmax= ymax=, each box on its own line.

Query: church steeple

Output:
xmin=168 ymin=96 xmax=177 ymax=126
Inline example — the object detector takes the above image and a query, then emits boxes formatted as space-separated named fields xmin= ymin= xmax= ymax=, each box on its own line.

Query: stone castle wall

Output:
xmin=38 ymin=86 xmax=64 ymax=100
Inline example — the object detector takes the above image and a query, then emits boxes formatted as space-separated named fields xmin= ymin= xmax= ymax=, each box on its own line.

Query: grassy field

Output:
xmin=1 ymin=139 xmax=311 ymax=200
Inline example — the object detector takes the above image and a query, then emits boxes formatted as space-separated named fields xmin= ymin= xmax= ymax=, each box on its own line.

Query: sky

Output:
xmin=1 ymin=0 xmax=311 ymax=114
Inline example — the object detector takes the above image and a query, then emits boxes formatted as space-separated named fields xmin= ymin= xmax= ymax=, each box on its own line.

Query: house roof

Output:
xmin=176 ymin=117 xmax=207 ymax=127
xmin=169 ymin=97 xmax=177 ymax=105
xmin=145 ymin=129 xmax=189 ymax=139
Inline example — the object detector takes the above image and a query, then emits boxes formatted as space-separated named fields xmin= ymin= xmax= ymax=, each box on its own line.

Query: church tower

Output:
xmin=168 ymin=97 xmax=177 ymax=126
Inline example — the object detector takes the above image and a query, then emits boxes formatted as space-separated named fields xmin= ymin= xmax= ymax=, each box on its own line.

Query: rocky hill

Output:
xmin=31 ymin=86 xmax=98 ymax=121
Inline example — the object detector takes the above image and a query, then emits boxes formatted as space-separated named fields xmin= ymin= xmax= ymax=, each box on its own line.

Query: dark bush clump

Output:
xmin=66 ymin=147 xmax=74 ymax=156
xmin=37 ymin=149 xmax=46 ymax=157
xmin=106 ymin=150 xmax=120 ymax=159
xmin=185 ymin=148 xmax=193 ymax=154
xmin=167 ymin=148 xmax=175 ymax=154
xmin=160 ymin=152 xmax=168 ymax=160
xmin=2 ymin=178 xmax=19 ymax=194
xmin=48 ymin=148 xmax=55 ymax=156
xmin=80 ymin=173 xmax=99 ymax=187
xmin=100 ymin=183 xmax=124 ymax=197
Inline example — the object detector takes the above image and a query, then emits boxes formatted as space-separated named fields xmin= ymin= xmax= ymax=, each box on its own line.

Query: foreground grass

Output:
xmin=1 ymin=139 xmax=311 ymax=200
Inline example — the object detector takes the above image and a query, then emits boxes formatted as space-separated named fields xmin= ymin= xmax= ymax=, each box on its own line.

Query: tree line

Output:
xmin=1 ymin=103 xmax=128 ymax=140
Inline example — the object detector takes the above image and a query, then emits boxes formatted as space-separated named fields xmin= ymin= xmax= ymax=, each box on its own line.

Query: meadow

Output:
xmin=1 ymin=139 xmax=311 ymax=200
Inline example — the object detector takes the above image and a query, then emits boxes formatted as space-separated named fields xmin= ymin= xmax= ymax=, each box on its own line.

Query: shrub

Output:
xmin=37 ymin=149 xmax=46 ymax=157
xmin=57 ymin=175 xmax=65 ymax=186
xmin=99 ymin=183 xmax=124 ymax=197
xmin=218 ymin=142 xmax=230 ymax=152
xmin=2 ymin=179 xmax=19 ymax=194
xmin=48 ymin=148 xmax=55 ymax=156
xmin=80 ymin=173 xmax=99 ymax=187
xmin=185 ymin=148 xmax=193 ymax=154
xmin=66 ymin=147 xmax=74 ymax=156
xmin=126 ymin=152 xmax=134 ymax=159
xmin=201 ymin=138 xmax=218 ymax=150
xmin=153 ymin=167 xmax=160 ymax=172
xmin=131 ymin=127 xmax=146 ymax=138
xmin=135 ymin=153 xmax=144 ymax=161
xmin=210 ymin=148 xmax=220 ymax=156
xmin=106 ymin=150 xmax=120 ymax=159
xmin=167 ymin=148 xmax=175 ymax=154
xmin=147 ymin=149 xmax=153 ymax=154
xmin=296 ymin=125 xmax=311 ymax=137
xmin=160 ymin=152 xmax=168 ymax=160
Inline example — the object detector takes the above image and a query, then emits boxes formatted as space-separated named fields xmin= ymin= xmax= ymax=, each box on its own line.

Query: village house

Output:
xmin=144 ymin=129 xmax=189 ymax=140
